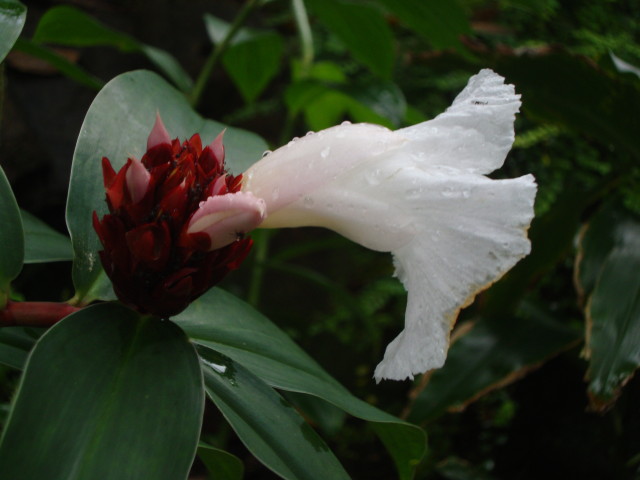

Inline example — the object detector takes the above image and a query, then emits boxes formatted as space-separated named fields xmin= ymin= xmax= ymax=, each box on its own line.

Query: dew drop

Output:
xmin=262 ymin=150 xmax=272 ymax=157
xmin=272 ymin=187 xmax=280 ymax=201
xmin=303 ymin=196 xmax=314 ymax=206
xmin=320 ymin=146 xmax=331 ymax=158
xmin=305 ymin=131 xmax=315 ymax=136
xmin=341 ymin=120 xmax=351 ymax=126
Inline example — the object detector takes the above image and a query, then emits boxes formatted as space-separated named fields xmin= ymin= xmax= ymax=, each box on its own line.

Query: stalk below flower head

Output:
xmin=94 ymin=117 xmax=266 ymax=317
xmin=241 ymin=69 xmax=537 ymax=381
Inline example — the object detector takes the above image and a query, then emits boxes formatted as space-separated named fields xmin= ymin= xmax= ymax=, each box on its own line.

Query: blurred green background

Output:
xmin=1 ymin=0 xmax=639 ymax=478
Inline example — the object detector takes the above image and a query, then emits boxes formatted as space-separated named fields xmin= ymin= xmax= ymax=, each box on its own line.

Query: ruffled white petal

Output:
xmin=242 ymin=69 xmax=536 ymax=381
xmin=396 ymin=69 xmax=521 ymax=175
xmin=372 ymin=171 xmax=536 ymax=381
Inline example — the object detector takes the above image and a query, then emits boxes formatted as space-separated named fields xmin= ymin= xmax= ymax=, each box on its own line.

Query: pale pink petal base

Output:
xmin=188 ymin=192 xmax=266 ymax=250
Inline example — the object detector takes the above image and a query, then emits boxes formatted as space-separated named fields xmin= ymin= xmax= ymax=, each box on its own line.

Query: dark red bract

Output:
xmin=93 ymin=131 xmax=253 ymax=317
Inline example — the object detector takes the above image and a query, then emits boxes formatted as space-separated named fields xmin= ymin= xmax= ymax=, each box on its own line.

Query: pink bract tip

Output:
xmin=147 ymin=113 xmax=171 ymax=150
xmin=209 ymin=129 xmax=226 ymax=164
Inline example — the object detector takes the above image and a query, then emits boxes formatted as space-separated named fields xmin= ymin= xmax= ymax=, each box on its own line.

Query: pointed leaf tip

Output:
xmin=147 ymin=113 xmax=171 ymax=150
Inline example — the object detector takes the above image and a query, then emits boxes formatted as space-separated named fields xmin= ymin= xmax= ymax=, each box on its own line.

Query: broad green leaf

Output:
xmin=0 ymin=0 xmax=26 ymax=63
xmin=576 ymin=204 xmax=640 ymax=408
xmin=197 ymin=444 xmax=244 ymax=480
xmin=0 ymin=303 xmax=204 ymax=480
xmin=375 ymin=0 xmax=471 ymax=51
xmin=407 ymin=305 xmax=581 ymax=423
xmin=0 ymin=165 xmax=24 ymax=301
xmin=498 ymin=53 xmax=640 ymax=159
xmin=21 ymin=210 xmax=73 ymax=263
xmin=222 ymin=32 xmax=284 ymax=103
xmin=342 ymin=80 xmax=407 ymax=128
xmin=306 ymin=0 xmax=395 ymax=78
xmin=32 ymin=5 xmax=192 ymax=91
xmin=13 ymin=37 xmax=103 ymax=90
xmin=200 ymin=347 xmax=350 ymax=480
xmin=0 ymin=326 xmax=42 ymax=370
xmin=67 ymin=70 xmax=267 ymax=303
xmin=283 ymin=390 xmax=346 ymax=436
xmin=175 ymin=288 xmax=426 ymax=480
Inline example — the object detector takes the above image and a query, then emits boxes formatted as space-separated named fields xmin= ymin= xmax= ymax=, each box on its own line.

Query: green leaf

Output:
xmin=375 ymin=0 xmax=471 ymax=51
xmin=21 ymin=210 xmax=73 ymax=264
xmin=306 ymin=0 xmax=395 ymax=78
xmin=0 ymin=0 xmax=26 ymax=63
xmin=407 ymin=305 xmax=581 ymax=423
xmin=576 ymin=204 xmax=640 ymax=408
xmin=12 ymin=37 xmax=104 ymax=90
xmin=200 ymin=347 xmax=350 ymax=480
xmin=197 ymin=444 xmax=244 ymax=480
xmin=0 ymin=165 xmax=24 ymax=300
xmin=67 ymin=70 xmax=267 ymax=303
xmin=222 ymin=32 xmax=284 ymax=103
xmin=32 ymin=5 xmax=192 ymax=91
xmin=342 ymin=80 xmax=407 ymax=128
xmin=175 ymin=288 xmax=426 ymax=480
xmin=497 ymin=53 xmax=640 ymax=159
xmin=0 ymin=326 xmax=42 ymax=370
xmin=282 ymin=390 xmax=346 ymax=436
xmin=0 ymin=303 xmax=204 ymax=479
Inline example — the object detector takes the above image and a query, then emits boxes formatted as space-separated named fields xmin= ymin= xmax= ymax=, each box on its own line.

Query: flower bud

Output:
xmin=94 ymin=116 xmax=264 ymax=317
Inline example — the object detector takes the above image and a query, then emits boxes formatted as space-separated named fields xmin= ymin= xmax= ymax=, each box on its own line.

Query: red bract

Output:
xmin=93 ymin=115 xmax=265 ymax=317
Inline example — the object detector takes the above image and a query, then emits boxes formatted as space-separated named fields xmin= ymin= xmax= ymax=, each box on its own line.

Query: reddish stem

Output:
xmin=0 ymin=301 xmax=81 ymax=327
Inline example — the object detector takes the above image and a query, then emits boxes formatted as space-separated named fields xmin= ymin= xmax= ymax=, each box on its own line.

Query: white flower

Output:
xmin=241 ymin=69 xmax=537 ymax=381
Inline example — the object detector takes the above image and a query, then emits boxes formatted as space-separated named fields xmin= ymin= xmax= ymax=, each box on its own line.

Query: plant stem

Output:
xmin=291 ymin=0 xmax=314 ymax=77
xmin=0 ymin=301 xmax=80 ymax=327
xmin=247 ymin=229 xmax=272 ymax=308
xmin=189 ymin=0 xmax=261 ymax=108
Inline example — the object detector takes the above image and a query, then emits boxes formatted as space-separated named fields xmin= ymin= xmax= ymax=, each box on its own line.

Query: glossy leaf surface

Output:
xmin=407 ymin=306 xmax=581 ymax=423
xmin=0 ymin=0 xmax=26 ymax=63
xmin=0 ymin=303 xmax=204 ymax=480
xmin=67 ymin=70 xmax=267 ymax=303
xmin=0 ymin=165 xmax=24 ymax=295
xmin=576 ymin=204 xmax=640 ymax=408
xmin=0 ymin=326 xmax=42 ymax=370
xmin=21 ymin=210 xmax=73 ymax=263
xmin=375 ymin=0 xmax=471 ymax=51
xmin=307 ymin=0 xmax=395 ymax=78
xmin=222 ymin=31 xmax=284 ymax=103
xmin=12 ymin=37 xmax=103 ymax=90
xmin=175 ymin=288 xmax=426 ymax=479
xmin=197 ymin=444 xmax=244 ymax=480
xmin=200 ymin=347 xmax=350 ymax=480
xmin=32 ymin=5 xmax=192 ymax=91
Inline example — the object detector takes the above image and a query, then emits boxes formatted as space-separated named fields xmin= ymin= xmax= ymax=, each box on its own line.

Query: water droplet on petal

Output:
xmin=305 ymin=131 xmax=314 ymax=136
xmin=272 ymin=187 xmax=280 ymax=201
xmin=262 ymin=150 xmax=272 ymax=157
xmin=303 ymin=196 xmax=314 ymax=206
xmin=341 ymin=120 xmax=351 ymax=126
xmin=320 ymin=146 xmax=331 ymax=158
